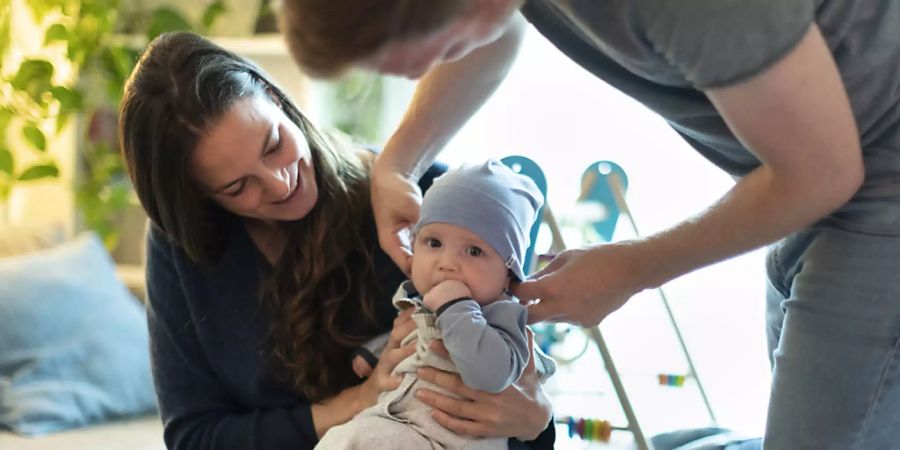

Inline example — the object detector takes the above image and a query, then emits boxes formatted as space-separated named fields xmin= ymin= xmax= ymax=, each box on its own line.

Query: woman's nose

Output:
xmin=263 ymin=167 xmax=291 ymax=201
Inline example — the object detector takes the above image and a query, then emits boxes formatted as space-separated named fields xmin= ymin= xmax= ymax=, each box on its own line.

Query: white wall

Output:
xmin=382 ymin=26 xmax=772 ymax=436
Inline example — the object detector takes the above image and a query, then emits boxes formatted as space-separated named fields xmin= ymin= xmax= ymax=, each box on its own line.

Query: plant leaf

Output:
xmin=56 ymin=112 xmax=70 ymax=134
xmin=202 ymin=0 xmax=227 ymax=30
xmin=44 ymin=23 xmax=68 ymax=44
xmin=50 ymin=85 xmax=83 ymax=113
xmin=146 ymin=7 xmax=193 ymax=41
xmin=0 ymin=6 xmax=10 ymax=63
xmin=18 ymin=163 xmax=59 ymax=181
xmin=0 ymin=148 xmax=13 ymax=175
xmin=0 ymin=107 xmax=12 ymax=134
xmin=0 ymin=178 xmax=10 ymax=203
xmin=12 ymin=59 xmax=55 ymax=104
xmin=24 ymin=0 xmax=52 ymax=23
xmin=23 ymin=125 xmax=47 ymax=152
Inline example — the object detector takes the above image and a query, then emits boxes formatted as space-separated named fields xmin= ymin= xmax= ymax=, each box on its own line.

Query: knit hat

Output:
xmin=415 ymin=160 xmax=544 ymax=281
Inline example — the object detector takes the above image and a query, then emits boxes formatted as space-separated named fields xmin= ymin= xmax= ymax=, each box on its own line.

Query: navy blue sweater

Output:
xmin=145 ymin=165 xmax=555 ymax=449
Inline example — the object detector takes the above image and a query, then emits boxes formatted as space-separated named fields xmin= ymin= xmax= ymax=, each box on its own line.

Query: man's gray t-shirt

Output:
xmin=521 ymin=0 xmax=900 ymax=235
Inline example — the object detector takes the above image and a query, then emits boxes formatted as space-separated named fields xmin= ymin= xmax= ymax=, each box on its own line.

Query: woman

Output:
xmin=280 ymin=0 xmax=900 ymax=448
xmin=118 ymin=31 xmax=555 ymax=450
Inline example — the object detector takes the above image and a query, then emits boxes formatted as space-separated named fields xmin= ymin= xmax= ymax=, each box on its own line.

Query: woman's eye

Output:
xmin=225 ymin=181 xmax=246 ymax=197
xmin=266 ymin=137 xmax=283 ymax=155
xmin=466 ymin=246 xmax=483 ymax=257
xmin=427 ymin=238 xmax=442 ymax=248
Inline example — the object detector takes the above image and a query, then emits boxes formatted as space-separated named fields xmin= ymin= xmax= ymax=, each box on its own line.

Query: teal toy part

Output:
xmin=501 ymin=156 xmax=547 ymax=276
xmin=579 ymin=161 xmax=628 ymax=243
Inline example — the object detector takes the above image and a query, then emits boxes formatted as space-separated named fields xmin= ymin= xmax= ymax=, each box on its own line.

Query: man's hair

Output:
xmin=279 ymin=0 xmax=467 ymax=77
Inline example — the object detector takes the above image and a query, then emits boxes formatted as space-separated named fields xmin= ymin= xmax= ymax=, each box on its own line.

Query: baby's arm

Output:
xmin=436 ymin=299 xmax=529 ymax=393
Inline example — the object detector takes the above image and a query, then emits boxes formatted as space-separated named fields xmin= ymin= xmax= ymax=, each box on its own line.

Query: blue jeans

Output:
xmin=765 ymin=224 xmax=900 ymax=449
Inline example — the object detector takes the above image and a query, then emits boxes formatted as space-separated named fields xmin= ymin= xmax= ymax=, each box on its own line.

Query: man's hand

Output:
xmin=371 ymin=155 xmax=423 ymax=275
xmin=515 ymin=243 xmax=646 ymax=327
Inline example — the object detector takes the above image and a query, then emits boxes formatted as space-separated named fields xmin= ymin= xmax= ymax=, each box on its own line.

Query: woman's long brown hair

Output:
xmin=120 ymin=32 xmax=382 ymax=401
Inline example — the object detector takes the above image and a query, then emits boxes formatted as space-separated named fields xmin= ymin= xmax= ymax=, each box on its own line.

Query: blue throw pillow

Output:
xmin=0 ymin=233 xmax=157 ymax=436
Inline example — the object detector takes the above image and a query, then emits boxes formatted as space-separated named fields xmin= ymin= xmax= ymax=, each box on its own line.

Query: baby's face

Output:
xmin=411 ymin=222 xmax=510 ymax=304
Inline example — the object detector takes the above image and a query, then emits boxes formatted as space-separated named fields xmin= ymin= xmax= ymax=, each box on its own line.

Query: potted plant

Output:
xmin=2 ymin=0 xmax=226 ymax=251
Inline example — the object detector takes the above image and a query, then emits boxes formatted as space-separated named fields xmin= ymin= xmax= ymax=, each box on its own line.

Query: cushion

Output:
xmin=0 ymin=233 xmax=157 ymax=436
xmin=0 ymin=222 xmax=65 ymax=259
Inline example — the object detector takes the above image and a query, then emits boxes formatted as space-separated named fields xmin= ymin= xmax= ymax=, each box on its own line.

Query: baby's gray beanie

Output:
xmin=415 ymin=160 xmax=544 ymax=281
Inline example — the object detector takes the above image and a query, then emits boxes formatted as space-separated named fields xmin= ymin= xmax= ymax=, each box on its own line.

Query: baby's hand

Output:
xmin=352 ymin=354 xmax=374 ymax=378
xmin=424 ymin=280 xmax=472 ymax=311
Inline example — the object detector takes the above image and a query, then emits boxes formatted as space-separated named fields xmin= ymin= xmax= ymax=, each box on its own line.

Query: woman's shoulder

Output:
xmin=145 ymin=216 xmax=245 ymax=269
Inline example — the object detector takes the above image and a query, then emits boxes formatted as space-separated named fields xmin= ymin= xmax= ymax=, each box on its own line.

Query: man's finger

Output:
xmin=401 ymin=200 xmax=420 ymax=225
xmin=525 ymin=299 xmax=560 ymax=325
xmin=533 ymin=251 xmax=570 ymax=276
xmin=511 ymin=278 xmax=541 ymax=302
xmin=380 ymin=231 xmax=413 ymax=274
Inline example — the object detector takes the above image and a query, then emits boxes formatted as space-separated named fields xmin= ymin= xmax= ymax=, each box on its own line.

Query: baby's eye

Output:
xmin=466 ymin=246 xmax=483 ymax=257
xmin=427 ymin=238 xmax=442 ymax=248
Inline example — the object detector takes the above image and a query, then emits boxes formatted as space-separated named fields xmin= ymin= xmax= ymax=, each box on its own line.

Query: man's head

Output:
xmin=280 ymin=0 xmax=523 ymax=79
xmin=410 ymin=160 xmax=543 ymax=302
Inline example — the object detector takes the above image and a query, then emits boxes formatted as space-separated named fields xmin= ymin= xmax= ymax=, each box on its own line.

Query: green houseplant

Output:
xmin=0 ymin=2 xmax=67 ymax=221
xmin=1 ymin=0 xmax=225 ymax=247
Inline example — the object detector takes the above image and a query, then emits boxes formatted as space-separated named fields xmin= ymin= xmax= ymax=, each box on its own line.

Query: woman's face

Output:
xmin=191 ymin=94 xmax=318 ymax=224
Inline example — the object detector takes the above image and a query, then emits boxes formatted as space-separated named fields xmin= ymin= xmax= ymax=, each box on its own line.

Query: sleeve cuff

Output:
xmin=353 ymin=347 xmax=379 ymax=370
xmin=434 ymin=297 xmax=473 ymax=317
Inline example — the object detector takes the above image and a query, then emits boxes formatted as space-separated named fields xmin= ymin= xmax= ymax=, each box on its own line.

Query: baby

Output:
xmin=316 ymin=160 xmax=556 ymax=450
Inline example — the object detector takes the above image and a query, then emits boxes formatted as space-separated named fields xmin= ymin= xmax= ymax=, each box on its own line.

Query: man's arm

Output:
xmin=522 ymin=24 xmax=864 ymax=325
xmin=372 ymin=13 xmax=526 ymax=272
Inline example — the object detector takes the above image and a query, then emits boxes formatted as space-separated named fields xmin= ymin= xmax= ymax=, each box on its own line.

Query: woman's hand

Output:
xmin=355 ymin=308 xmax=418 ymax=409
xmin=371 ymin=155 xmax=423 ymax=275
xmin=312 ymin=309 xmax=418 ymax=437
xmin=414 ymin=329 xmax=553 ymax=441
xmin=515 ymin=242 xmax=647 ymax=327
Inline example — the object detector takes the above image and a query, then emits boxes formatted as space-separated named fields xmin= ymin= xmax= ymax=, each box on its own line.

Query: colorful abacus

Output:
xmin=658 ymin=373 xmax=687 ymax=387
xmin=560 ymin=416 xmax=613 ymax=443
